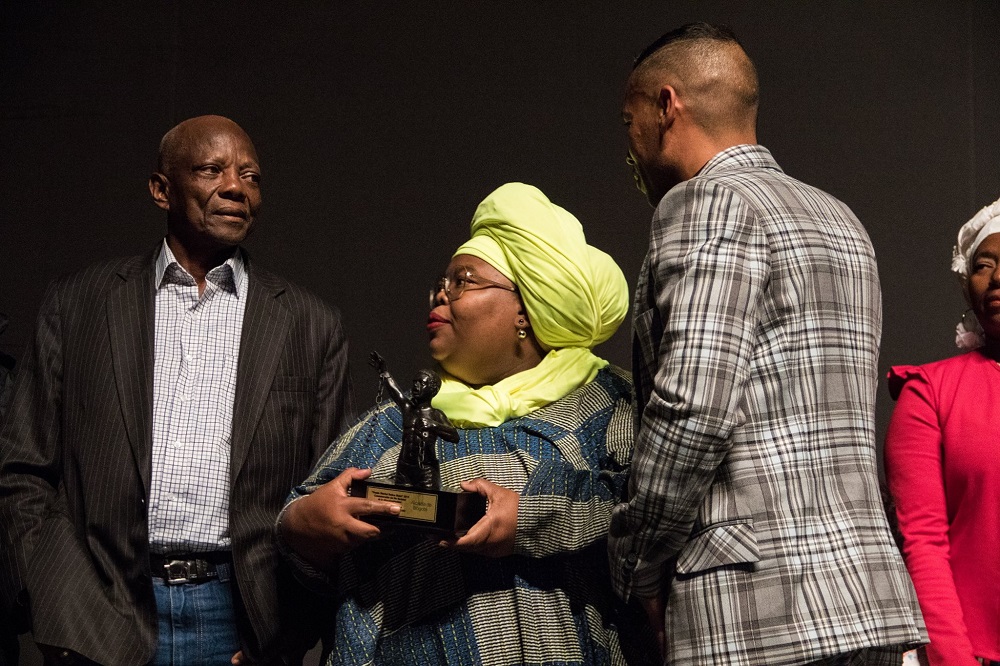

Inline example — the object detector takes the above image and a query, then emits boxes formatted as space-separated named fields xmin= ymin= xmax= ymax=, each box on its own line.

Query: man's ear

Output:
xmin=148 ymin=172 xmax=170 ymax=211
xmin=657 ymin=85 xmax=678 ymax=131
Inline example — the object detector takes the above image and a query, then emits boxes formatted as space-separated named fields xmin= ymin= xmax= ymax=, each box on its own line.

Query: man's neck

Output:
xmin=693 ymin=131 xmax=756 ymax=173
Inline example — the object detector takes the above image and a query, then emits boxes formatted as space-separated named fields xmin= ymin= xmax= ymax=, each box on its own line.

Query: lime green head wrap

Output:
xmin=454 ymin=182 xmax=628 ymax=350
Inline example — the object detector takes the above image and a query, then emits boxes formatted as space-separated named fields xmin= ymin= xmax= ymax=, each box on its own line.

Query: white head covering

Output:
xmin=951 ymin=197 xmax=1000 ymax=349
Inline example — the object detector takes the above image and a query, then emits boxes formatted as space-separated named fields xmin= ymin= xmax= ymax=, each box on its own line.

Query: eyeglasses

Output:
xmin=626 ymin=151 xmax=647 ymax=196
xmin=429 ymin=267 xmax=518 ymax=308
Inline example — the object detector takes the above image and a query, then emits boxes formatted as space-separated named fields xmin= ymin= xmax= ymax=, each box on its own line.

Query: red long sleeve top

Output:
xmin=885 ymin=350 xmax=1000 ymax=665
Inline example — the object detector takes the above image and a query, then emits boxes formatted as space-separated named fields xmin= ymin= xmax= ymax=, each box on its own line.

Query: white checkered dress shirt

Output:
xmin=149 ymin=241 xmax=247 ymax=554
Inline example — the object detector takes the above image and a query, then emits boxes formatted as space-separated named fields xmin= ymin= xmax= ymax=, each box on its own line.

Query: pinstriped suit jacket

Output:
xmin=608 ymin=145 xmax=925 ymax=665
xmin=0 ymin=247 xmax=352 ymax=665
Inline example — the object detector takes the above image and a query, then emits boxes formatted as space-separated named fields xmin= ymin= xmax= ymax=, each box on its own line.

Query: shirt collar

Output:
xmin=697 ymin=144 xmax=783 ymax=177
xmin=154 ymin=239 xmax=247 ymax=298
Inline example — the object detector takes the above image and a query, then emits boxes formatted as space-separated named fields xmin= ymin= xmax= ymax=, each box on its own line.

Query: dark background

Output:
xmin=2 ymin=2 xmax=999 ymax=663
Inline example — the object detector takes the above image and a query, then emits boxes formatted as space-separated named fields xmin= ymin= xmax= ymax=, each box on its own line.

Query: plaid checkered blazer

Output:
xmin=608 ymin=145 xmax=925 ymax=665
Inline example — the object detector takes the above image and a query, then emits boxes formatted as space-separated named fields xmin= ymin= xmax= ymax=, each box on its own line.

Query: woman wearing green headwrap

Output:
xmin=279 ymin=183 xmax=656 ymax=666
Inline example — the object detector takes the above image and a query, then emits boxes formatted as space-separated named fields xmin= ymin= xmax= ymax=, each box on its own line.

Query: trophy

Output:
xmin=350 ymin=352 xmax=486 ymax=537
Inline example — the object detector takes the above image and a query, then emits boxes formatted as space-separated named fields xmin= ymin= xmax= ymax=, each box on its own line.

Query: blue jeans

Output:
xmin=149 ymin=562 xmax=240 ymax=666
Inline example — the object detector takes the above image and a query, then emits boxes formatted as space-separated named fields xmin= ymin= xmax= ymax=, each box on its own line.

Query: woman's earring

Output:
xmin=961 ymin=307 xmax=981 ymax=332
xmin=517 ymin=328 xmax=527 ymax=340
xmin=956 ymin=308 xmax=986 ymax=350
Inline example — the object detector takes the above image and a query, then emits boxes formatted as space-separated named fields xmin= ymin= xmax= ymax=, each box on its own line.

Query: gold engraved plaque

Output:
xmin=351 ymin=478 xmax=486 ymax=537
xmin=363 ymin=486 xmax=439 ymax=523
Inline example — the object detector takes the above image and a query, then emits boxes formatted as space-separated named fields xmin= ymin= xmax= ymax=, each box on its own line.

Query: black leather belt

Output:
xmin=150 ymin=552 xmax=231 ymax=585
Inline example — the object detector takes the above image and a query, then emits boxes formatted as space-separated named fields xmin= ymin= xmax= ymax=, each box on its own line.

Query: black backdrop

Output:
xmin=2 ymin=2 xmax=999 ymax=661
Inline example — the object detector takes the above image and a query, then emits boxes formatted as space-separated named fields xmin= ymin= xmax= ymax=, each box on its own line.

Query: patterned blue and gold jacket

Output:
xmin=284 ymin=365 xmax=656 ymax=666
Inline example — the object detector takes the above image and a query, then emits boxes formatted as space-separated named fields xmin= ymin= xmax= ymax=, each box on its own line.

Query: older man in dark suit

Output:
xmin=0 ymin=115 xmax=352 ymax=665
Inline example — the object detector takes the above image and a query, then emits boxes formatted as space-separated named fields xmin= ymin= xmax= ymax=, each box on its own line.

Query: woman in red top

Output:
xmin=886 ymin=197 xmax=1000 ymax=666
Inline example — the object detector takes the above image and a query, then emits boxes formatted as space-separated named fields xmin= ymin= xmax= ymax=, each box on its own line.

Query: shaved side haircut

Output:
xmin=632 ymin=22 xmax=759 ymax=136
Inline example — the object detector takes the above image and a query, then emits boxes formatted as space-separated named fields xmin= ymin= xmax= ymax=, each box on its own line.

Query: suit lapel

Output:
xmin=231 ymin=264 xmax=290 ymax=482
xmin=107 ymin=252 xmax=157 ymax=492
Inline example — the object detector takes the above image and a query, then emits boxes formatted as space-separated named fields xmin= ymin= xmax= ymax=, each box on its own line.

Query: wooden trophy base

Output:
xmin=350 ymin=478 xmax=487 ymax=537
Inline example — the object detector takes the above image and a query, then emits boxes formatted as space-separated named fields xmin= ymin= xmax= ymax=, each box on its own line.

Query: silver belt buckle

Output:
xmin=164 ymin=559 xmax=193 ymax=585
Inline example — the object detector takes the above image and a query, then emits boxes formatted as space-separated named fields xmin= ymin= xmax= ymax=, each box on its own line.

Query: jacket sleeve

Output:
xmin=308 ymin=306 xmax=354 ymax=464
xmin=608 ymin=182 xmax=768 ymax=601
xmin=0 ymin=280 xmax=64 ymax=628
xmin=884 ymin=367 xmax=979 ymax=666
xmin=514 ymin=373 xmax=633 ymax=558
